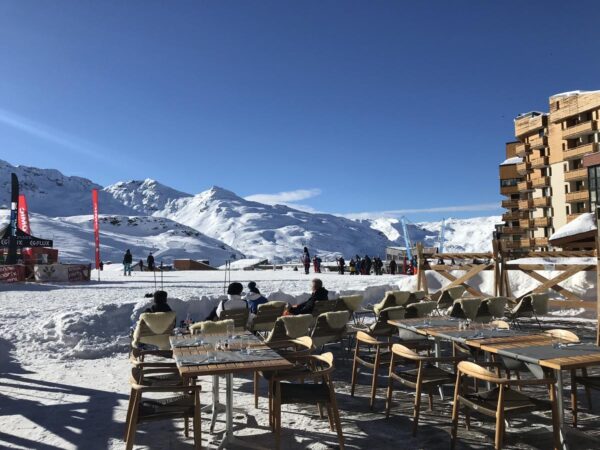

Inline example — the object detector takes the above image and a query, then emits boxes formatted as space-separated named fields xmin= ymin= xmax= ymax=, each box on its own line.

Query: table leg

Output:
xmin=555 ymin=369 xmax=569 ymax=450
xmin=434 ymin=337 xmax=444 ymax=400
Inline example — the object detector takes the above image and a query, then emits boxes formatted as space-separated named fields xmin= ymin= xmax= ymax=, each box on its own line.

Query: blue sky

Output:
xmin=1 ymin=1 xmax=599 ymax=221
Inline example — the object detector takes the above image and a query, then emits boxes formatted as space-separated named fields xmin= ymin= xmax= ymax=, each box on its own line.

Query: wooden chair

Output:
xmin=351 ymin=331 xmax=393 ymax=409
xmin=475 ymin=297 xmax=509 ymax=322
xmin=335 ymin=295 xmax=364 ymax=323
xmin=405 ymin=301 xmax=437 ymax=319
xmin=506 ymin=293 xmax=549 ymax=328
xmin=311 ymin=299 xmax=339 ymax=318
xmin=451 ymin=361 xmax=560 ymax=450
xmin=311 ymin=311 xmax=350 ymax=350
xmin=130 ymin=311 xmax=177 ymax=360
xmin=449 ymin=298 xmax=484 ymax=321
xmin=406 ymin=290 xmax=428 ymax=305
xmin=371 ymin=291 xmax=411 ymax=316
xmin=125 ymin=367 xmax=202 ymax=450
xmin=254 ymin=336 xmax=314 ymax=411
xmin=386 ymin=343 xmax=461 ymax=435
xmin=219 ymin=307 xmax=249 ymax=330
xmin=431 ymin=286 xmax=466 ymax=310
xmin=272 ymin=353 xmax=344 ymax=450
xmin=249 ymin=301 xmax=287 ymax=336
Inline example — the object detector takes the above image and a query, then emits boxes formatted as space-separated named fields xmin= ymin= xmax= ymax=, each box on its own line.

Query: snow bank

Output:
xmin=500 ymin=156 xmax=522 ymax=166
xmin=550 ymin=212 xmax=596 ymax=241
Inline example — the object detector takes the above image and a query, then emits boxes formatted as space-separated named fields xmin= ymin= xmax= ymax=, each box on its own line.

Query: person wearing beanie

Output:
xmin=215 ymin=282 xmax=247 ymax=317
xmin=245 ymin=281 xmax=268 ymax=314
xmin=145 ymin=290 xmax=172 ymax=313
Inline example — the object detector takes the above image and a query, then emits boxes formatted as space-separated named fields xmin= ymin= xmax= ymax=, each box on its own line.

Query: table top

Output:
xmin=481 ymin=340 xmax=600 ymax=371
xmin=170 ymin=332 xmax=294 ymax=378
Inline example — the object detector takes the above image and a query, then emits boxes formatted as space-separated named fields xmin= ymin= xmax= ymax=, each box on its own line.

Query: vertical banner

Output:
xmin=92 ymin=189 xmax=101 ymax=272
xmin=6 ymin=173 xmax=19 ymax=264
xmin=17 ymin=194 xmax=32 ymax=259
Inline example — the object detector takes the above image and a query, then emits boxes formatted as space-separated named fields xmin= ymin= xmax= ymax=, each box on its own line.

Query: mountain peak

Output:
xmin=203 ymin=185 xmax=241 ymax=200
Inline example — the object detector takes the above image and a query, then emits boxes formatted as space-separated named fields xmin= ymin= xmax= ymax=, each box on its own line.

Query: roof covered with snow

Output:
xmin=550 ymin=213 xmax=596 ymax=241
xmin=500 ymin=156 xmax=522 ymax=166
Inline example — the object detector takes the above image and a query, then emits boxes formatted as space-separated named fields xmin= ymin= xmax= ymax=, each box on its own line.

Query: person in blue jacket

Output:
xmin=245 ymin=281 xmax=268 ymax=314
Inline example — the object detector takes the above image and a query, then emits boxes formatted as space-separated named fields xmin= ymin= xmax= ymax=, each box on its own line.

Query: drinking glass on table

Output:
xmin=206 ymin=341 xmax=216 ymax=362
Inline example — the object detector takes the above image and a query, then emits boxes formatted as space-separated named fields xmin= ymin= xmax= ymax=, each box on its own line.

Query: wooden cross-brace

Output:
xmin=436 ymin=264 xmax=493 ymax=298
xmin=517 ymin=265 xmax=593 ymax=303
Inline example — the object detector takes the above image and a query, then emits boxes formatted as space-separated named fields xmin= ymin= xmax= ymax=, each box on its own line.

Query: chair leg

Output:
xmin=254 ymin=371 xmax=259 ymax=408
xmin=124 ymin=388 xmax=136 ymax=442
xmin=125 ymin=390 xmax=140 ymax=450
xmin=450 ymin=387 xmax=460 ymax=449
xmin=495 ymin=388 xmax=505 ymax=450
xmin=571 ymin=370 xmax=578 ymax=428
xmin=515 ymin=370 xmax=522 ymax=392
xmin=428 ymin=389 xmax=434 ymax=411
xmin=326 ymin=406 xmax=335 ymax=431
xmin=465 ymin=410 xmax=471 ymax=431
xmin=274 ymin=383 xmax=282 ymax=450
xmin=370 ymin=363 xmax=379 ymax=410
xmin=412 ymin=383 xmax=422 ymax=436
xmin=184 ymin=417 xmax=189 ymax=438
xmin=550 ymin=382 xmax=561 ymax=450
xmin=328 ymin=381 xmax=345 ymax=450
xmin=385 ymin=376 xmax=394 ymax=419
xmin=193 ymin=391 xmax=202 ymax=450
xmin=350 ymin=356 xmax=358 ymax=397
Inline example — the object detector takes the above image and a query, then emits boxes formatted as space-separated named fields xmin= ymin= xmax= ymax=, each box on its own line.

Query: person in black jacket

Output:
xmin=123 ymin=249 xmax=133 ymax=276
xmin=147 ymin=252 xmax=155 ymax=271
xmin=145 ymin=290 xmax=173 ymax=313
xmin=389 ymin=259 xmax=397 ymax=275
xmin=289 ymin=278 xmax=329 ymax=315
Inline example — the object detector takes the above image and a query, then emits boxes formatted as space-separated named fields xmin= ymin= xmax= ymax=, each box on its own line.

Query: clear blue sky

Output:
xmin=1 ymin=1 xmax=599 ymax=221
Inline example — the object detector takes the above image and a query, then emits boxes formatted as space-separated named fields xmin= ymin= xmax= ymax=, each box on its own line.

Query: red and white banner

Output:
xmin=17 ymin=194 xmax=32 ymax=258
xmin=92 ymin=189 xmax=101 ymax=270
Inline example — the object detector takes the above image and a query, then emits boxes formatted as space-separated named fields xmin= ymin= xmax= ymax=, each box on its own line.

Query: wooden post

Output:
xmin=492 ymin=239 xmax=499 ymax=296
xmin=416 ymin=242 xmax=429 ymax=295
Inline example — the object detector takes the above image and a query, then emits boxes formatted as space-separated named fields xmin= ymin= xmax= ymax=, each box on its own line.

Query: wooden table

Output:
xmin=480 ymin=339 xmax=600 ymax=450
xmin=170 ymin=332 xmax=293 ymax=450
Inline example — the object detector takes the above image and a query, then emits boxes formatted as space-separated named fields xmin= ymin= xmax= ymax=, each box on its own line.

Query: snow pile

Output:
xmin=219 ymin=258 xmax=268 ymax=270
xmin=550 ymin=212 xmax=596 ymax=241
xmin=500 ymin=156 xmax=522 ymax=166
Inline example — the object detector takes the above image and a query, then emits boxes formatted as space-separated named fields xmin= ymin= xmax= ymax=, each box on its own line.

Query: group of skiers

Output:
xmin=300 ymin=247 xmax=417 ymax=276
xmin=122 ymin=249 xmax=156 ymax=276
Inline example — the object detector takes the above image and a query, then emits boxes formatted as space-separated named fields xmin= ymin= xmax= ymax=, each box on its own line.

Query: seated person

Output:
xmin=245 ymin=281 xmax=268 ymax=314
xmin=289 ymin=278 xmax=329 ymax=315
xmin=145 ymin=290 xmax=172 ymax=313
xmin=215 ymin=282 xmax=248 ymax=318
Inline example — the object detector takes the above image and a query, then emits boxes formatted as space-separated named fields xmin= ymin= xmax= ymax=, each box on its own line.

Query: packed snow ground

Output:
xmin=1 ymin=269 xmax=599 ymax=449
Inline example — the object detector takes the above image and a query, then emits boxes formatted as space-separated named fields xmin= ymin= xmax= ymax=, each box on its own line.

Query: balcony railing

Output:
xmin=502 ymin=211 xmax=520 ymax=221
xmin=517 ymin=180 xmax=532 ymax=191
xmin=530 ymin=156 xmax=549 ymax=169
xmin=534 ymin=237 xmax=549 ymax=247
xmin=501 ymin=185 xmax=519 ymax=195
xmin=519 ymin=218 xmax=533 ymax=229
xmin=562 ymin=120 xmax=598 ymax=139
xmin=501 ymin=199 xmax=519 ymax=209
xmin=528 ymin=135 xmax=548 ymax=149
xmin=563 ymin=142 xmax=599 ymax=160
xmin=565 ymin=190 xmax=590 ymax=203
xmin=520 ymin=238 xmax=534 ymax=248
xmin=531 ymin=176 xmax=550 ymax=189
xmin=501 ymin=227 xmax=525 ymax=235
xmin=533 ymin=217 xmax=552 ymax=228
xmin=502 ymin=239 xmax=524 ymax=249
xmin=516 ymin=161 xmax=531 ymax=174
xmin=515 ymin=143 xmax=530 ymax=157
xmin=532 ymin=197 xmax=551 ymax=208
xmin=564 ymin=167 xmax=588 ymax=182
xmin=518 ymin=198 xmax=533 ymax=210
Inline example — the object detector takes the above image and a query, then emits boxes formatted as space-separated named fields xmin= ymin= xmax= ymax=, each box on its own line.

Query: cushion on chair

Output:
xmin=340 ymin=295 xmax=364 ymax=312
xmin=281 ymin=315 xmax=314 ymax=338
xmin=323 ymin=311 xmax=351 ymax=330
xmin=132 ymin=312 xmax=177 ymax=350
xmin=189 ymin=319 xmax=234 ymax=334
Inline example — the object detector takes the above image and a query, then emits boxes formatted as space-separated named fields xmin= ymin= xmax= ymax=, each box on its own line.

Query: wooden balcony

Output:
xmin=531 ymin=176 xmax=550 ymax=189
xmin=562 ymin=120 xmax=597 ymax=139
xmin=532 ymin=197 xmax=551 ymax=208
xmin=533 ymin=216 xmax=552 ymax=228
xmin=564 ymin=167 xmax=588 ymax=182
xmin=518 ymin=180 xmax=532 ymax=191
xmin=519 ymin=218 xmax=533 ymax=229
xmin=501 ymin=185 xmax=519 ymax=195
xmin=534 ymin=237 xmax=549 ymax=247
xmin=501 ymin=227 xmax=526 ymax=235
xmin=520 ymin=238 xmax=534 ymax=248
xmin=515 ymin=143 xmax=530 ymax=157
xmin=563 ymin=142 xmax=599 ymax=160
xmin=516 ymin=161 xmax=531 ymax=174
xmin=502 ymin=211 xmax=520 ymax=221
xmin=502 ymin=239 xmax=525 ymax=249
xmin=567 ymin=213 xmax=584 ymax=223
xmin=501 ymin=199 xmax=519 ymax=209
xmin=518 ymin=198 xmax=533 ymax=210
xmin=530 ymin=156 xmax=549 ymax=169
xmin=515 ymin=114 xmax=546 ymax=138
xmin=528 ymin=135 xmax=548 ymax=149
xmin=565 ymin=190 xmax=590 ymax=203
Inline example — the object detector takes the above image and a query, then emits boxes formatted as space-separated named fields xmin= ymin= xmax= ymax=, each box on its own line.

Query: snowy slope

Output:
xmin=103 ymin=179 xmax=190 ymax=214
xmin=0 ymin=211 xmax=243 ymax=266
xmin=154 ymin=186 xmax=392 ymax=262
xmin=0 ymin=159 xmax=133 ymax=216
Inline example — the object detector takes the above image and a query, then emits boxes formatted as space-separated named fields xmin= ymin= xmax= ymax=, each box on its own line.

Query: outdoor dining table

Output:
xmin=170 ymin=332 xmax=293 ymax=450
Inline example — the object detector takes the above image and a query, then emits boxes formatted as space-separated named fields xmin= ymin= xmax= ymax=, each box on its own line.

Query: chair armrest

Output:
xmin=425 ymin=356 xmax=468 ymax=364
xmin=138 ymin=367 xmax=181 ymax=375
xmin=507 ymin=378 xmax=555 ymax=387
xmin=130 ymin=357 xmax=177 ymax=369
xmin=130 ymin=383 xmax=202 ymax=393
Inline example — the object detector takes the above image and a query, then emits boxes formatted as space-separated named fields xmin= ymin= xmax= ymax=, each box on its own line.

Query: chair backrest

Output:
xmin=391 ymin=343 xmax=422 ymax=361
xmin=219 ymin=307 xmax=249 ymax=330
xmin=407 ymin=290 xmax=427 ymax=305
xmin=369 ymin=306 xmax=405 ymax=336
xmin=132 ymin=312 xmax=177 ymax=350
xmin=356 ymin=330 xmax=388 ymax=347
xmin=373 ymin=291 xmax=397 ymax=316
xmin=266 ymin=314 xmax=314 ymax=342
xmin=338 ymin=295 xmax=364 ymax=312
xmin=435 ymin=286 xmax=466 ymax=308
xmin=457 ymin=360 xmax=506 ymax=384
xmin=531 ymin=293 xmax=549 ymax=316
xmin=482 ymin=297 xmax=508 ymax=319
xmin=450 ymin=298 xmax=482 ymax=321
xmin=251 ymin=301 xmax=287 ymax=331
xmin=513 ymin=293 xmax=548 ymax=318
xmin=311 ymin=311 xmax=350 ymax=347
xmin=545 ymin=328 xmax=579 ymax=343
xmin=405 ymin=301 xmax=437 ymax=319
xmin=311 ymin=299 xmax=339 ymax=317
xmin=189 ymin=319 xmax=235 ymax=335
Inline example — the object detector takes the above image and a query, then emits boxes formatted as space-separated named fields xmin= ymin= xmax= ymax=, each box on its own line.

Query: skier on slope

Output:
xmin=302 ymin=247 xmax=311 ymax=275
xmin=123 ymin=249 xmax=133 ymax=276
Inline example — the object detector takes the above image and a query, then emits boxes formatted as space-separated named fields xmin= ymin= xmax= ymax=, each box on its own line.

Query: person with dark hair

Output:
xmin=389 ymin=259 xmax=397 ymax=275
xmin=289 ymin=278 xmax=329 ymax=315
xmin=123 ymin=249 xmax=133 ymax=276
xmin=302 ymin=247 xmax=311 ymax=275
xmin=145 ymin=290 xmax=172 ymax=313
xmin=216 ymin=282 xmax=247 ymax=317
xmin=139 ymin=259 xmax=144 ymax=272
xmin=245 ymin=281 xmax=268 ymax=314
xmin=147 ymin=252 xmax=155 ymax=271
xmin=338 ymin=256 xmax=345 ymax=275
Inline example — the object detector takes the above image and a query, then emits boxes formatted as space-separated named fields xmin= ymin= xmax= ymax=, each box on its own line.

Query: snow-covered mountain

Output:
xmin=0 ymin=211 xmax=243 ymax=266
xmin=1 ymin=160 xmax=499 ymax=262
xmin=104 ymin=179 xmax=190 ymax=214
xmin=153 ymin=186 xmax=393 ymax=262
xmin=0 ymin=159 xmax=133 ymax=216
